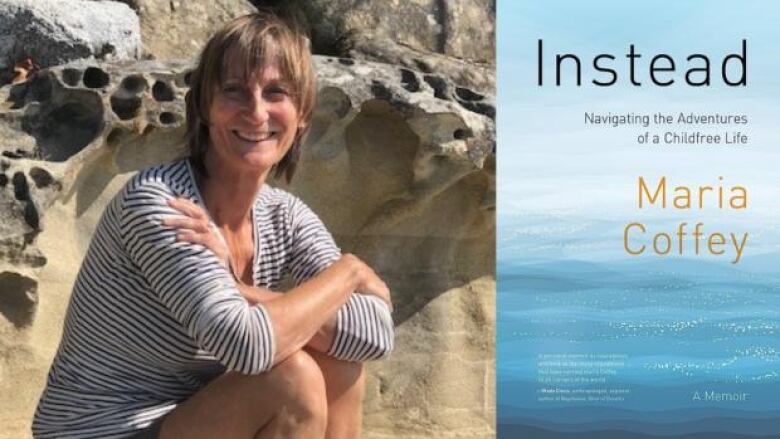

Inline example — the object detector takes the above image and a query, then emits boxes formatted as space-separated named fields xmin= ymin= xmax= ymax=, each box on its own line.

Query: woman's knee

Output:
xmin=161 ymin=354 xmax=328 ymax=438
xmin=271 ymin=350 xmax=328 ymax=422
xmin=308 ymin=349 xmax=365 ymax=399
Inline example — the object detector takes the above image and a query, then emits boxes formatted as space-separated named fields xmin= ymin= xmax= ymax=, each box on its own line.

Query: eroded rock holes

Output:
xmin=152 ymin=81 xmax=174 ymax=101
xmin=62 ymin=68 xmax=82 ymax=87
xmin=83 ymin=67 xmax=110 ymax=88
xmin=400 ymin=69 xmax=420 ymax=92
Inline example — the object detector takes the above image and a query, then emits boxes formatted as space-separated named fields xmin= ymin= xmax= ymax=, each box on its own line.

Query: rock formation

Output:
xmin=0 ymin=0 xmax=141 ymax=83
xmin=0 ymin=2 xmax=495 ymax=438
xmin=122 ymin=0 xmax=257 ymax=60
xmin=260 ymin=0 xmax=496 ymax=92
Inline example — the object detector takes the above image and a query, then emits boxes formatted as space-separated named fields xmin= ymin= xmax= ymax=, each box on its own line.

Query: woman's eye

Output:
xmin=265 ymin=87 xmax=290 ymax=101
xmin=222 ymin=85 xmax=246 ymax=97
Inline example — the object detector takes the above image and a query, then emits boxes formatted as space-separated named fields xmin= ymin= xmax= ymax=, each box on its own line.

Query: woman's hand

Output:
xmin=337 ymin=254 xmax=393 ymax=311
xmin=162 ymin=197 xmax=230 ymax=268
xmin=163 ymin=197 xmax=284 ymax=306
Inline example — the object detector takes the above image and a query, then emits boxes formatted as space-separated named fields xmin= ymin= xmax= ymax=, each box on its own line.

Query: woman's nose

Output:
xmin=245 ymin=90 xmax=269 ymax=123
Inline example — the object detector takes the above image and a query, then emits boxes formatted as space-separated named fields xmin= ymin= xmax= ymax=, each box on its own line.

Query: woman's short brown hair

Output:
xmin=184 ymin=8 xmax=316 ymax=183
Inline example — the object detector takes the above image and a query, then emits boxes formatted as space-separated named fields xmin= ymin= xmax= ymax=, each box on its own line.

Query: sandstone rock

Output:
xmin=0 ymin=0 xmax=141 ymax=84
xmin=281 ymin=0 xmax=495 ymax=63
xmin=129 ymin=0 xmax=257 ymax=60
xmin=350 ymin=36 xmax=495 ymax=95
xmin=263 ymin=0 xmax=496 ymax=91
xmin=0 ymin=56 xmax=494 ymax=438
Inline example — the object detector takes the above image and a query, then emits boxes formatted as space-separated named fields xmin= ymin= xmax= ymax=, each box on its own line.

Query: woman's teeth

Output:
xmin=234 ymin=131 xmax=274 ymax=142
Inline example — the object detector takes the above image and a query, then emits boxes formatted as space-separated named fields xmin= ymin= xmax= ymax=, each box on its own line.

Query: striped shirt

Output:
xmin=32 ymin=159 xmax=394 ymax=438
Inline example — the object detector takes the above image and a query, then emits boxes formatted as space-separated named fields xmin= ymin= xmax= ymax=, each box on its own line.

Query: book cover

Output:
xmin=498 ymin=1 xmax=780 ymax=437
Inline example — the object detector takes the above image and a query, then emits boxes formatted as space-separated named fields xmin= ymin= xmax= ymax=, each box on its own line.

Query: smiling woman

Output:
xmin=32 ymin=9 xmax=394 ymax=439
xmin=207 ymin=64 xmax=300 ymax=176
xmin=186 ymin=12 xmax=316 ymax=184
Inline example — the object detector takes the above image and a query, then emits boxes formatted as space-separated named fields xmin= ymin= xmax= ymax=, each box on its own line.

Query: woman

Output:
xmin=33 ymin=10 xmax=394 ymax=439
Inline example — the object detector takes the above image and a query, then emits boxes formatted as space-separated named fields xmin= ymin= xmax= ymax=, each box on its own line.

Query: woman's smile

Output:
xmin=233 ymin=130 xmax=277 ymax=142
xmin=207 ymin=62 xmax=300 ymax=174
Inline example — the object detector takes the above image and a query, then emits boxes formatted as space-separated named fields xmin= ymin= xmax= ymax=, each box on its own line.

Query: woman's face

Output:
xmin=207 ymin=61 xmax=299 ymax=175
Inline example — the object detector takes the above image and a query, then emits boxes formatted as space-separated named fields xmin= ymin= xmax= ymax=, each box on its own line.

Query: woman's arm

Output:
xmin=121 ymin=179 xmax=377 ymax=372
xmin=165 ymin=195 xmax=395 ymax=362
xmin=286 ymin=197 xmax=395 ymax=362
xmin=232 ymin=283 xmax=336 ymax=353
xmin=120 ymin=180 xmax=276 ymax=374
xmin=259 ymin=253 xmax=388 ymax=361
xmin=232 ymin=266 xmax=392 ymax=352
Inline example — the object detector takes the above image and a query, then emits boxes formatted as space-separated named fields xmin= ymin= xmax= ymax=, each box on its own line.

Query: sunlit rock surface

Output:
xmin=264 ymin=0 xmax=496 ymax=92
xmin=0 ymin=0 xmax=141 ymax=83
xmin=0 ymin=45 xmax=494 ymax=439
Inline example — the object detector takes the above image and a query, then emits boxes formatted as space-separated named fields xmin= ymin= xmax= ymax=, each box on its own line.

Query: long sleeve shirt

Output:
xmin=32 ymin=159 xmax=394 ymax=438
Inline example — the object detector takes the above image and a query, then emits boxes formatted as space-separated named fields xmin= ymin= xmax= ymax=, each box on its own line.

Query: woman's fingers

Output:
xmin=362 ymin=281 xmax=393 ymax=311
xmin=162 ymin=216 xmax=210 ymax=233
xmin=167 ymin=197 xmax=208 ymax=220
xmin=175 ymin=229 xmax=230 ymax=268
xmin=176 ymin=230 xmax=205 ymax=245
xmin=356 ymin=266 xmax=393 ymax=311
xmin=163 ymin=197 xmax=211 ymax=233
xmin=333 ymin=254 xmax=394 ymax=310
xmin=161 ymin=197 xmax=229 ymax=267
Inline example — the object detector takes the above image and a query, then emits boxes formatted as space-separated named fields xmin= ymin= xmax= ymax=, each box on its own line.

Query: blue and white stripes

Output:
xmin=33 ymin=159 xmax=394 ymax=438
